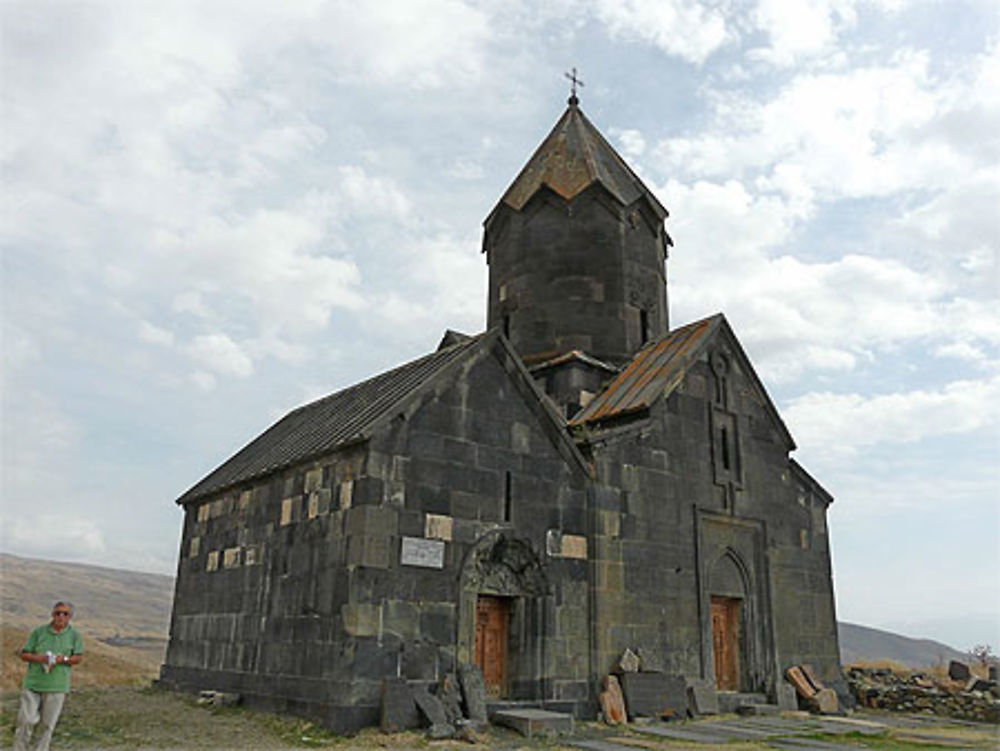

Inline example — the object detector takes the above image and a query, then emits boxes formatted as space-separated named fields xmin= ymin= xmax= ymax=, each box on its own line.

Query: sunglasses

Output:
xmin=52 ymin=611 xmax=71 ymax=616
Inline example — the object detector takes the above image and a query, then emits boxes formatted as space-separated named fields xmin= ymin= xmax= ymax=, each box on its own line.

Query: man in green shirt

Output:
xmin=15 ymin=601 xmax=84 ymax=751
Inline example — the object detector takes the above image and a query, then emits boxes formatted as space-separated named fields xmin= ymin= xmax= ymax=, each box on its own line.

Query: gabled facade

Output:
xmin=161 ymin=97 xmax=843 ymax=732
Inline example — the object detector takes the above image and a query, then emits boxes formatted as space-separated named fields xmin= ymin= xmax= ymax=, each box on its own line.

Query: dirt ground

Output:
xmin=2 ymin=686 xmax=998 ymax=750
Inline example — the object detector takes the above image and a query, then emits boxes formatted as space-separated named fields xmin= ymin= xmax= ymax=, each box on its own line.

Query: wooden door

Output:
xmin=475 ymin=595 xmax=510 ymax=698
xmin=711 ymin=596 xmax=741 ymax=691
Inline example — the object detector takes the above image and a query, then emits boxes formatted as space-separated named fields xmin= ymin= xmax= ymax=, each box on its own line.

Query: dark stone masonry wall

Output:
xmin=577 ymin=342 xmax=842 ymax=702
xmin=162 ymin=343 xmax=592 ymax=731
xmin=486 ymin=186 xmax=668 ymax=366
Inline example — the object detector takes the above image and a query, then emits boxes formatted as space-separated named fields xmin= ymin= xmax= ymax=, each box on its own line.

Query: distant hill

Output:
xmin=838 ymin=621 xmax=968 ymax=668
xmin=0 ymin=552 xmax=174 ymax=691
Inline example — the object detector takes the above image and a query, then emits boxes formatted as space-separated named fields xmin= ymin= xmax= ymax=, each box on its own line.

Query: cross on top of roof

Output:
xmin=564 ymin=67 xmax=584 ymax=105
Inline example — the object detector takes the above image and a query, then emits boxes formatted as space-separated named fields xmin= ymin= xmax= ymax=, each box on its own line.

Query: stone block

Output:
xmin=346 ymin=535 xmax=391 ymax=569
xmin=948 ymin=660 xmax=971 ymax=681
xmin=412 ymin=683 xmax=449 ymax=727
xmin=810 ymin=687 xmax=838 ymax=714
xmin=344 ymin=505 xmax=397 ymax=536
xmin=617 ymin=648 xmax=640 ymax=673
xmin=492 ymin=708 xmax=573 ymax=736
xmin=800 ymin=663 xmax=825 ymax=691
xmin=776 ymin=681 xmax=798 ymax=710
xmin=341 ymin=603 xmax=380 ymax=637
xmin=425 ymin=513 xmax=453 ymax=541
xmin=786 ymin=666 xmax=818 ymax=698
xmin=458 ymin=663 xmax=487 ymax=723
xmin=619 ymin=672 xmax=687 ymax=719
xmin=600 ymin=674 xmax=626 ymax=724
xmin=380 ymin=677 xmax=420 ymax=732
xmin=304 ymin=467 xmax=323 ymax=493
xmin=686 ymin=680 xmax=719 ymax=715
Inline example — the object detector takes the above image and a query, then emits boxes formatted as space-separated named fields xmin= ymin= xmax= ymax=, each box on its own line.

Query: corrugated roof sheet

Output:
xmin=496 ymin=103 xmax=668 ymax=218
xmin=175 ymin=334 xmax=485 ymax=504
xmin=570 ymin=315 xmax=722 ymax=425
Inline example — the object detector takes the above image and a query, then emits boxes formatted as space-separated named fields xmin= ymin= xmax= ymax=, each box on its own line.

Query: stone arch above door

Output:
xmin=459 ymin=531 xmax=549 ymax=597
xmin=709 ymin=548 xmax=749 ymax=599
xmin=457 ymin=531 xmax=551 ymax=699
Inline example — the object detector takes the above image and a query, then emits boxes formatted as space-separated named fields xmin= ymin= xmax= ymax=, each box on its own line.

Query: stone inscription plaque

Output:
xmin=400 ymin=536 xmax=445 ymax=569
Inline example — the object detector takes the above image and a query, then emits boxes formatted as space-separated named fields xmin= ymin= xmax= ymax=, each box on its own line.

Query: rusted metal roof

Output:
xmin=175 ymin=334 xmax=485 ymax=504
xmin=570 ymin=314 xmax=723 ymax=425
xmin=495 ymin=102 xmax=668 ymax=218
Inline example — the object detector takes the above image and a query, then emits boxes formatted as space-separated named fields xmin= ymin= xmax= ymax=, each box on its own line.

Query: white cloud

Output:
xmin=187 ymin=334 xmax=254 ymax=378
xmin=784 ymin=375 xmax=1000 ymax=458
xmin=748 ymin=0 xmax=859 ymax=66
xmin=591 ymin=0 xmax=733 ymax=64
xmin=138 ymin=320 xmax=175 ymax=347
xmin=611 ymin=128 xmax=646 ymax=158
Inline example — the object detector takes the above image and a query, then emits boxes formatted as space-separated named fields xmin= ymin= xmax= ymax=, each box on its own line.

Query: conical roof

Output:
xmin=492 ymin=100 xmax=667 ymax=219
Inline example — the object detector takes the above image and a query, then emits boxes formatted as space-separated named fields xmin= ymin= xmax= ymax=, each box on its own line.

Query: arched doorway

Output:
xmin=709 ymin=550 xmax=749 ymax=692
xmin=458 ymin=532 xmax=549 ymax=699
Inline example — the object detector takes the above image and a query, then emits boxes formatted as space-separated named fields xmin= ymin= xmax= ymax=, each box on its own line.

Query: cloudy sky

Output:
xmin=2 ymin=0 xmax=997 ymax=651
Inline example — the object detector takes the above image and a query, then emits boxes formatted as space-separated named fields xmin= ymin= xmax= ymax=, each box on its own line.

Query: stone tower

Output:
xmin=483 ymin=97 xmax=672 ymax=412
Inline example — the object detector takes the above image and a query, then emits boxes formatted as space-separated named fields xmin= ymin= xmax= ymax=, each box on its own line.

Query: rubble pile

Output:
xmin=846 ymin=662 xmax=999 ymax=724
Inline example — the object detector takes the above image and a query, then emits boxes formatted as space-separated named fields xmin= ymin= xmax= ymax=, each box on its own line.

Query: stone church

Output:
xmin=161 ymin=93 xmax=844 ymax=731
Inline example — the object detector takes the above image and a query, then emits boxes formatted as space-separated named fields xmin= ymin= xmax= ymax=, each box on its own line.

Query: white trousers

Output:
xmin=13 ymin=689 xmax=66 ymax=751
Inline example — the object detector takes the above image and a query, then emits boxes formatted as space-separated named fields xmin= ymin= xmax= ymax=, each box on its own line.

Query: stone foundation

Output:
xmin=846 ymin=667 xmax=999 ymax=724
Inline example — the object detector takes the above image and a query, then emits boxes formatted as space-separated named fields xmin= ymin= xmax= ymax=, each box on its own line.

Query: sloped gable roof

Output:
xmin=570 ymin=313 xmax=795 ymax=449
xmin=488 ymin=102 xmax=668 ymax=222
xmin=176 ymin=329 xmax=592 ymax=505
xmin=176 ymin=334 xmax=485 ymax=504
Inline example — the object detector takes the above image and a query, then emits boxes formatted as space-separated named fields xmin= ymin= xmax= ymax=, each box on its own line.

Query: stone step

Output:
xmin=736 ymin=702 xmax=782 ymax=716
xmin=491 ymin=708 xmax=574 ymax=737
xmin=718 ymin=691 xmax=768 ymax=713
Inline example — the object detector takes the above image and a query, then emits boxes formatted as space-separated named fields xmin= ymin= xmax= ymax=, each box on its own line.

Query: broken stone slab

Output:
xmin=617 ymin=647 xmax=640 ymax=673
xmin=686 ymin=679 xmax=719 ymax=715
xmin=438 ymin=672 xmax=463 ymax=724
xmin=948 ymin=660 xmax=971 ymax=682
xmin=786 ymin=666 xmax=818 ymax=698
xmin=412 ymin=683 xmax=450 ymax=731
xmin=809 ymin=687 xmax=839 ymax=715
xmin=380 ymin=677 xmax=420 ymax=732
xmin=776 ymin=682 xmax=799 ymax=710
xmin=491 ymin=708 xmax=573 ymax=737
xmin=600 ymin=674 xmax=627 ymax=725
xmin=619 ymin=672 xmax=687 ymax=719
xmin=800 ymin=664 xmax=826 ymax=691
xmin=458 ymin=663 xmax=488 ymax=723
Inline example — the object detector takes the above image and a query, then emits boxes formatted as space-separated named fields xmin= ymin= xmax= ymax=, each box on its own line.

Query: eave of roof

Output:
xmin=527 ymin=349 xmax=619 ymax=375
xmin=175 ymin=333 xmax=486 ymax=505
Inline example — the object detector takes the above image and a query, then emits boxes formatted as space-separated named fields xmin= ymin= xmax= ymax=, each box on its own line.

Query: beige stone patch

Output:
xmin=560 ymin=534 xmax=588 ymax=559
xmin=223 ymin=547 xmax=241 ymax=569
xmin=206 ymin=551 xmax=219 ymax=572
xmin=280 ymin=496 xmax=300 ymax=526
xmin=197 ymin=503 xmax=210 ymax=523
xmin=424 ymin=513 xmax=454 ymax=541
xmin=339 ymin=479 xmax=354 ymax=510
xmin=308 ymin=493 xmax=319 ymax=519
xmin=244 ymin=544 xmax=261 ymax=566
xmin=188 ymin=537 xmax=200 ymax=558
xmin=304 ymin=467 xmax=323 ymax=493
